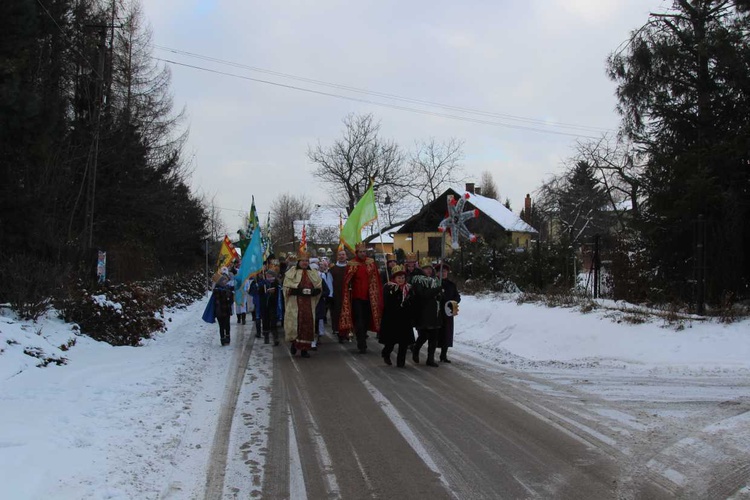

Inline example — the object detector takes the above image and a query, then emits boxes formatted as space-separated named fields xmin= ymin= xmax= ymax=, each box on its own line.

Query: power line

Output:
xmin=153 ymin=44 xmax=611 ymax=134
xmin=35 ymin=0 xmax=105 ymax=80
xmin=155 ymin=57 xmax=604 ymax=139
xmin=213 ymin=205 xmax=271 ymax=215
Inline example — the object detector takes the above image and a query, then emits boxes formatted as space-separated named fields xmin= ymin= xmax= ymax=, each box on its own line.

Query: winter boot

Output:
xmin=440 ymin=347 xmax=451 ymax=363
xmin=426 ymin=345 xmax=438 ymax=366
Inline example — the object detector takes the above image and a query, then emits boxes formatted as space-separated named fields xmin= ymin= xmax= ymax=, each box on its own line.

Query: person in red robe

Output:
xmin=338 ymin=242 xmax=383 ymax=353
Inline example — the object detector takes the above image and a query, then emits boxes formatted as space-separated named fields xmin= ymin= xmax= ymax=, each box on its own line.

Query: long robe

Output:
xmin=329 ymin=262 xmax=347 ymax=334
xmin=378 ymin=282 xmax=414 ymax=347
xmin=338 ymin=257 xmax=383 ymax=335
xmin=438 ymin=278 xmax=461 ymax=348
xmin=283 ymin=267 xmax=322 ymax=347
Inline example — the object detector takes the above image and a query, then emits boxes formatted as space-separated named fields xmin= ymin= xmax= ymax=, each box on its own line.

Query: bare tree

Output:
xmin=201 ymin=193 xmax=226 ymax=242
xmin=479 ymin=170 xmax=499 ymax=200
xmin=270 ymin=193 xmax=312 ymax=253
xmin=308 ymin=113 xmax=407 ymax=216
xmin=407 ymin=137 xmax=466 ymax=206
xmin=535 ymin=161 xmax=610 ymax=247
xmin=307 ymin=224 xmax=339 ymax=248
xmin=112 ymin=1 xmax=187 ymax=170
xmin=573 ymin=134 xmax=645 ymax=224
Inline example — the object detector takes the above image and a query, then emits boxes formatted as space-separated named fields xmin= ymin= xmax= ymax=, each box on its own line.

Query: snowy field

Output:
xmin=1 ymin=294 xmax=748 ymax=499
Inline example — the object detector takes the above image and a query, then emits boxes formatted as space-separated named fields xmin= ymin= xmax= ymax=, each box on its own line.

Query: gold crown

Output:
xmin=419 ymin=257 xmax=434 ymax=268
xmin=390 ymin=265 xmax=406 ymax=277
xmin=355 ymin=242 xmax=367 ymax=251
xmin=298 ymin=250 xmax=310 ymax=260
xmin=386 ymin=253 xmax=396 ymax=262
xmin=405 ymin=252 xmax=417 ymax=262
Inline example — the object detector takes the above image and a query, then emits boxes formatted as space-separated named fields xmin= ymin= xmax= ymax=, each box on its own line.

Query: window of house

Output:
xmin=428 ymin=237 xmax=442 ymax=257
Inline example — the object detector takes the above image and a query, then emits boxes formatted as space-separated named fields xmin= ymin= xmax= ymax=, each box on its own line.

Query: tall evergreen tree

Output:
xmin=561 ymin=161 xmax=609 ymax=243
xmin=608 ymin=0 xmax=750 ymax=302
xmin=0 ymin=0 xmax=208 ymax=294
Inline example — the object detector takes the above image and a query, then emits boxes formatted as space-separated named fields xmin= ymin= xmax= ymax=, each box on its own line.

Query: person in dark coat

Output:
xmin=213 ymin=274 xmax=235 ymax=346
xmin=248 ymin=278 xmax=264 ymax=339
xmin=261 ymin=269 xmax=281 ymax=346
xmin=437 ymin=262 xmax=460 ymax=363
xmin=379 ymin=265 xmax=414 ymax=367
xmin=410 ymin=259 xmax=443 ymax=367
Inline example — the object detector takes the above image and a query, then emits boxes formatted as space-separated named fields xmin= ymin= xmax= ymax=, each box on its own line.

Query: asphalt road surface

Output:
xmin=202 ymin=329 xmax=680 ymax=500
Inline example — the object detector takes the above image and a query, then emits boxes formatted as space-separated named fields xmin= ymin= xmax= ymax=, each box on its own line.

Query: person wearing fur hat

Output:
xmin=283 ymin=251 xmax=323 ymax=358
xmin=212 ymin=272 xmax=235 ymax=346
xmin=379 ymin=265 xmax=414 ymax=367
xmin=410 ymin=258 xmax=443 ymax=367
xmin=339 ymin=242 xmax=383 ymax=354
xmin=437 ymin=261 xmax=460 ymax=363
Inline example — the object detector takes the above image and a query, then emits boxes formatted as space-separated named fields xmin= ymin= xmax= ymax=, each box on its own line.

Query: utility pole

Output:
xmin=695 ymin=215 xmax=706 ymax=315
xmin=83 ymin=20 xmax=120 ymax=250
xmin=84 ymin=25 xmax=107 ymax=250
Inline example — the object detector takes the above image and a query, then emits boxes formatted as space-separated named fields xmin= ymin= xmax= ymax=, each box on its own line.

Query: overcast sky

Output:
xmin=140 ymin=0 xmax=668 ymax=232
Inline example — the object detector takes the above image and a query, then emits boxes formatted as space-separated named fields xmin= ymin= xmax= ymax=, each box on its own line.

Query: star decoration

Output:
xmin=437 ymin=193 xmax=479 ymax=249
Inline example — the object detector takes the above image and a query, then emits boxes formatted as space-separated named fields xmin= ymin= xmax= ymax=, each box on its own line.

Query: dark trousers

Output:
xmin=414 ymin=328 xmax=439 ymax=362
xmin=217 ymin=316 xmax=231 ymax=342
xmin=353 ymin=299 xmax=371 ymax=350
xmin=382 ymin=342 xmax=409 ymax=367
xmin=262 ymin=309 xmax=279 ymax=343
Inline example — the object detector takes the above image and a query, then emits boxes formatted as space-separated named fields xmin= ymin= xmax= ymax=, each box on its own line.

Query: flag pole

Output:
xmin=372 ymin=179 xmax=389 ymax=282
xmin=374 ymin=213 xmax=389 ymax=283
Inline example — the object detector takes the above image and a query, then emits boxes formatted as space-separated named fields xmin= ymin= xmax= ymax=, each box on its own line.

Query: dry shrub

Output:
xmin=0 ymin=254 xmax=62 ymax=320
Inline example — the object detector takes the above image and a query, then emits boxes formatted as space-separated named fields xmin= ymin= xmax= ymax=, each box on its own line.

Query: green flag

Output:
xmin=341 ymin=183 xmax=378 ymax=252
xmin=239 ymin=197 xmax=260 ymax=253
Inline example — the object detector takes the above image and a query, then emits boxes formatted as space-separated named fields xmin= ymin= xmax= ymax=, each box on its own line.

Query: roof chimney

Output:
xmin=465 ymin=182 xmax=475 ymax=194
xmin=475 ymin=186 xmax=482 ymax=196
xmin=525 ymin=194 xmax=532 ymax=215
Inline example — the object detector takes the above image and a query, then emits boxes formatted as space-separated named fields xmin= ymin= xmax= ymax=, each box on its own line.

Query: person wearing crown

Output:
xmin=410 ymin=258 xmax=443 ymax=367
xmin=339 ymin=242 xmax=383 ymax=354
xmin=379 ymin=265 xmax=414 ymax=367
xmin=403 ymin=252 xmax=423 ymax=279
xmin=283 ymin=250 xmax=323 ymax=358
xmin=380 ymin=253 xmax=398 ymax=285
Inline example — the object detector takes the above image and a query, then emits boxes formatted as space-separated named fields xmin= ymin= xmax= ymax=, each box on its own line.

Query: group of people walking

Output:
xmin=209 ymin=265 xmax=283 ymax=347
xmin=209 ymin=243 xmax=461 ymax=368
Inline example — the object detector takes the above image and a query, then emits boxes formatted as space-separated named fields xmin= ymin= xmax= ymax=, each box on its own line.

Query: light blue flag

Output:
xmin=238 ymin=226 xmax=264 ymax=285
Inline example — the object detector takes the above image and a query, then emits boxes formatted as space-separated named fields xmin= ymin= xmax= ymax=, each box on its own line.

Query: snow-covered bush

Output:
xmin=57 ymin=272 xmax=206 ymax=346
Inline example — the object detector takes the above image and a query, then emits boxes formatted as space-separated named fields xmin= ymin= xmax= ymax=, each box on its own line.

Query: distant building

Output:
xmin=393 ymin=184 xmax=538 ymax=259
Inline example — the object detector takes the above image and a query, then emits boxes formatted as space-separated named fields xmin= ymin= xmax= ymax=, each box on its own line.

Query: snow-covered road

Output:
xmin=1 ymin=295 xmax=748 ymax=498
